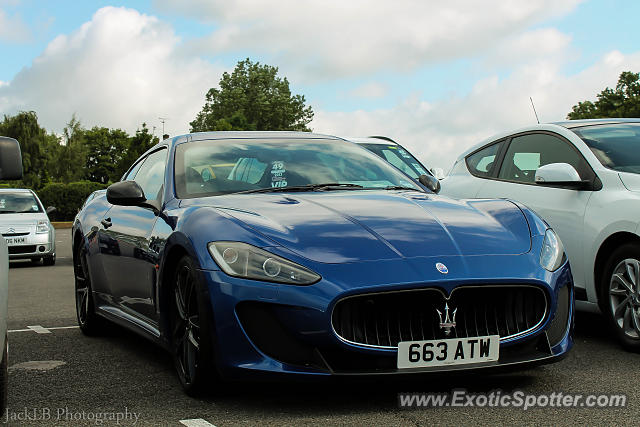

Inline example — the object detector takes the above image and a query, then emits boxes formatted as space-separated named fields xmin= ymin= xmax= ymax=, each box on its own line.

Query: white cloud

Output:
xmin=0 ymin=7 xmax=30 ymax=42
xmin=312 ymin=50 xmax=640 ymax=172
xmin=348 ymin=82 xmax=388 ymax=99
xmin=156 ymin=0 xmax=582 ymax=80
xmin=0 ymin=6 xmax=223 ymax=136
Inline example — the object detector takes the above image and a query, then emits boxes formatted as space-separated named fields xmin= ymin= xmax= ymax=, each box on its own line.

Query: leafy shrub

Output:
xmin=38 ymin=181 xmax=108 ymax=221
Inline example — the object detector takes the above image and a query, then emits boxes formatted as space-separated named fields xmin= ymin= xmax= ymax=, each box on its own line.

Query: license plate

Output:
xmin=397 ymin=335 xmax=499 ymax=369
xmin=4 ymin=237 xmax=26 ymax=245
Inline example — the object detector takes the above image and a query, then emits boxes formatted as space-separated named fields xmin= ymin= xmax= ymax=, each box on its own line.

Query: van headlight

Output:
xmin=36 ymin=220 xmax=50 ymax=234
xmin=208 ymin=241 xmax=320 ymax=285
xmin=540 ymin=229 xmax=565 ymax=272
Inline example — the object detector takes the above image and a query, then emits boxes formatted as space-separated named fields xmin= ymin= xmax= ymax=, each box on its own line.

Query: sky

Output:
xmin=1 ymin=0 xmax=639 ymax=171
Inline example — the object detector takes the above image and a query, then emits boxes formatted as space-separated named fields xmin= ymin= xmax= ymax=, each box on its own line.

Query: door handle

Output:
xmin=101 ymin=218 xmax=112 ymax=228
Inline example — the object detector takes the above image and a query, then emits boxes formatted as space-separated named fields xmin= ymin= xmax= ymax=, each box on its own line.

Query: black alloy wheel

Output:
xmin=74 ymin=245 xmax=104 ymax=335
xmin=171 ymin=256 xmax=215 ymax=395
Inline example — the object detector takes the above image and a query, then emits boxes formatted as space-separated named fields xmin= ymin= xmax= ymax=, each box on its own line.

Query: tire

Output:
xmin=43 ymin=254 xmax=56 ymax=266
xmin=170 ymin=256 xmax=216 ymax=396
xmin=0 ymin=337 xmax=7 ymax=414
xmin=74 ymin=246 xmax=105 ymax=335
xmin=600 ymin=243 xmax=640 ymax=351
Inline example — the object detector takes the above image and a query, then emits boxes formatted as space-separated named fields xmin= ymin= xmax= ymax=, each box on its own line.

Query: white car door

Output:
xmin=475 ymin=132 xmax=598 ymax=292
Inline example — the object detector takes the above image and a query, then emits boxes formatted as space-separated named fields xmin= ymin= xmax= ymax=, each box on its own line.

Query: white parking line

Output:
xmin=179 ymin=419 xmax=216 ymax=427
xmin=27 ymin=325 xmax=51 ymax=334
xmin=8 ymin=325 xmax=79 ymax=333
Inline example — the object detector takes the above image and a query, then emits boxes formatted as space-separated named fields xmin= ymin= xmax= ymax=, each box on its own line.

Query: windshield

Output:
xmin=574 ymin=123 xmax=640 ymax=174
xmin=0 ymin=192 xmax=43 ymax=214
xmin=358 ymin=143 xmax=430 ymax=179
xmin=174 ymin=137 xmax=422 ymax=198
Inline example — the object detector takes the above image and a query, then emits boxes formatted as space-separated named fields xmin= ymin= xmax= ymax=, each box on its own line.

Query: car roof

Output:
xmin=146 ymin=131 xmax=348 ymax=157
xmin=455 ymin=118 xmax=640 ymax=161
xmin=180 ymin=131 xmax=342 ymax=144
xmin=551 ymin=118 xmax=640 ymax=129
xmin=0 ymin=188 xmax=32 ymax=193
xmin=343 ymin=136 xmax=399 ymax=145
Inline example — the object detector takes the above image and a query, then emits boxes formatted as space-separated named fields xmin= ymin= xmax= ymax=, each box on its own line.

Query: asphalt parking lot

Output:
xmin=4 ymin=230 xmax=639 ymax=426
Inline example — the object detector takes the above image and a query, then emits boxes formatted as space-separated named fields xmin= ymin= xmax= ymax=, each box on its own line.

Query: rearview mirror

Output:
xmin=107 ymin=181 xmax=146 ymax=206
xmin=419 ymin=174 xmax=441 ymax=194
xmin=0 ymin=136 xmax=23 ymax=180
xmin=535 ymin=163 xmax=591 ymax=190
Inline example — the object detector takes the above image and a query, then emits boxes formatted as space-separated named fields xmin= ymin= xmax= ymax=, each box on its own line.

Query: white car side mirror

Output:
xmin=430 ymin=167 xmax=445 ymax=180
xmin=535 ymin=163 xmax=589 ymax=190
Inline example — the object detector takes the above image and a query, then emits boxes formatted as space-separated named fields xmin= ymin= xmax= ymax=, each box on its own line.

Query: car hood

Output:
xmin=182 ymin=191 xmax=531 ymax=263
xmin=0 ymin=213 xmax=48 ymax=230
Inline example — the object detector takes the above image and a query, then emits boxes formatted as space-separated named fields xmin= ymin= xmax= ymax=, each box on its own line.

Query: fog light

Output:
xmin=38 ymin=246 xmax=45 ymax=252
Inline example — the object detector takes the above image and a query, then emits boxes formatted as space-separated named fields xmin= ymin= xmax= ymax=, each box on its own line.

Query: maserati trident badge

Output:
xmin=436 ymin=262 xmax=448 ymax=274
xmin=437 ymin=303 xmax=457 ymax=336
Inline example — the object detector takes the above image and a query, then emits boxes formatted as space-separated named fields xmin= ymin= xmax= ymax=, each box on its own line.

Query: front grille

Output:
xmin=2 ymin=232 xmax=29 ymax=237
xmin=8 ymin=245 xmax=36 ymax=254
xmin=332 ymin=286 xmax=548 ymax=348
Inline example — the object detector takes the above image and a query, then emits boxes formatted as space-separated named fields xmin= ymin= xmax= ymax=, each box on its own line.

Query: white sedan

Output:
xmin=441 ymin=118 xmax=640 ymax=350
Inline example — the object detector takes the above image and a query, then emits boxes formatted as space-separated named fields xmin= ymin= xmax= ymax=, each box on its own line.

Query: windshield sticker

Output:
xmin=398 ymin=149 xmax=411 ymax=159
xmin=412 ymin=163 xmax=427 ymax=175
xmin=0 ymin=200 xmax=4 ymax=208
xmin=271 ymin=161 xmax=288 ymax=188
xmin=387 ymin=146 xmax=397 ymax=150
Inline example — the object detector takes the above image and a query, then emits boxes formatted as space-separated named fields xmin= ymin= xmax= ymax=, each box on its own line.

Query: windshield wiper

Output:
xmin=236 ymin=183 xmax=364 ymax=194
xmin=381 ymin=185 xmax=421 ymax=191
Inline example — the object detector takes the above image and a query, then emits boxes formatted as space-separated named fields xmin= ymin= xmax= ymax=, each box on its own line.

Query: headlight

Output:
xmin=208 ymin=241 xmax=321 ymax=285
xmin=36 ymin=220 xmax=50 ymax=234
xmin=540 ymin=229 xmax=565 ymax=271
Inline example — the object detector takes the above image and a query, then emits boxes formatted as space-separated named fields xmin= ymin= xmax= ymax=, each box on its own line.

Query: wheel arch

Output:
xmin=157 ymin=235 xmax=205 ymax=345
xmin=594 ymin=231 xmax=640 ymax=309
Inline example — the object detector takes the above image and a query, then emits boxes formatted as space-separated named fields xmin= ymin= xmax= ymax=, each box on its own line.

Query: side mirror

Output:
xmin=107 ymin=181 xmax=146 ymax=206
xmin=419 ymin=174 xmax=441 ymax=194
xmin=430 ymin=168 xmax=445 ymax=180
xmin=46 ymin=206 xmax=57 ymax=215
xmin=535 ymin=163 xmax=591 ymax=190
xmin=0 ymin=137 xmax=23 ymax=180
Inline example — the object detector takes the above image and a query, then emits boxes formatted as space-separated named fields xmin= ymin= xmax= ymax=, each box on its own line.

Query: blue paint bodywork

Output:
xmin=72 ymin=133 xmax=573 ymax=379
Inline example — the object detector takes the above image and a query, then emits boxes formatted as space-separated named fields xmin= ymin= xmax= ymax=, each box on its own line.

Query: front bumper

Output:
xmin=6 ymin=232 xmax=55 ymax=260
xmin=199 ymin=253 xmax=574 ymax=379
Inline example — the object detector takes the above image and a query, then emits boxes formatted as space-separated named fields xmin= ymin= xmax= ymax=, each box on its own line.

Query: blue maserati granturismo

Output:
xmin=72 ymin=132 xmax=573 ymax=395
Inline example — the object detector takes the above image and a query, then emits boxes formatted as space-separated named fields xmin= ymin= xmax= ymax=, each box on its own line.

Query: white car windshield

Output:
xmin=0 ymin=192 xmax=42 ymax=214
xmin=575 ymin=123 xmax=640 ymax=174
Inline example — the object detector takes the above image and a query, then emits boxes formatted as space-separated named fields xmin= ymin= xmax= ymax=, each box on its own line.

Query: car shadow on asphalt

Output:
xmin=76 ymin=307 xmax=625 ymax=415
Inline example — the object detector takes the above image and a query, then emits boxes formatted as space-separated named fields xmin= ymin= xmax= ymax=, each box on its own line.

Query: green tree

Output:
xmin=568 ymin=71 xmax=640 ymax=119
xmin=49 ymin=114 xmax=88 ymax=183
xmin=0 ymin=111 xmax=57 ymax=189
xmin=115 ymin=123 xmax=159 ymax=178
xmin=84 ymin=127 xmax=130 ymax=184
xmin=190 ymin=58 xmax=314 ymax=132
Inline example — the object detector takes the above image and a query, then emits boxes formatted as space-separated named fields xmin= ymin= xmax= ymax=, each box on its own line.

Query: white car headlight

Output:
xmin=36 ymin=220 xmax=50 ymax=234
xmin=540 ymin=229 xmax=565 ymax=272
xmin=208 ymin=241 xmax=320 ymax=285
